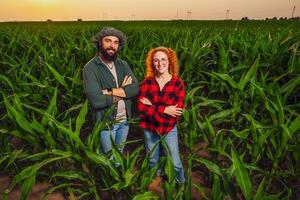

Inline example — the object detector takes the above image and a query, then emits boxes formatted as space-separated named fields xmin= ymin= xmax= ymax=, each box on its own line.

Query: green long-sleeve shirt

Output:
xmin=83 ymin=55 xmax=139 ymax=123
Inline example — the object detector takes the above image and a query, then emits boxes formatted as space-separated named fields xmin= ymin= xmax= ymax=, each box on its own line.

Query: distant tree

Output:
xmin=77 ymin=18 xmax=82 ymax=22
xmin=241 ymin=17 xmax=249 ymax=20
xmin=290 ymin=16 xmax=300 ymax=20
xmin=46 ymin=19 xmax=52 ymax=22
xmin=265 ymin=17 xmax=269 ymax=20
xmin=271 ymin=17 xmax=278 ymax=20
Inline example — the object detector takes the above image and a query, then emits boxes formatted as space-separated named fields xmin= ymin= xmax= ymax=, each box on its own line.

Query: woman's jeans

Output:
xmin=144 ymin=125 xmax=185 ymax=183
xmin=100 ymin=121 xmax=129 ymax=154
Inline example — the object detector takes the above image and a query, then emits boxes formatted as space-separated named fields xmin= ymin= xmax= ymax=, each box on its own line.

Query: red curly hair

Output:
xmin=145 ymin=47 xmax=179 ymax=78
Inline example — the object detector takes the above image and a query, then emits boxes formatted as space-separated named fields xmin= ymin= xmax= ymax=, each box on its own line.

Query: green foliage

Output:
xmin=1 ymin=20 xmax=300 ymax=199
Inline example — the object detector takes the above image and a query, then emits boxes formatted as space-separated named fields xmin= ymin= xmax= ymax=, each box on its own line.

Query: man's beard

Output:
xmin=100 ymin=47 xmax=118 ymax=61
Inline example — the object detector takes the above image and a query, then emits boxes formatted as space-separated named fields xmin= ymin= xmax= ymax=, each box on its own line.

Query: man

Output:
xmin=83 ymin=27 xmax=139 ymax=155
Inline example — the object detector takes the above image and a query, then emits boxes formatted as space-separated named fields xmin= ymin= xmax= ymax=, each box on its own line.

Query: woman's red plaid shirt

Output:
xmin=138 ymin=76 xmax=186 ymax=135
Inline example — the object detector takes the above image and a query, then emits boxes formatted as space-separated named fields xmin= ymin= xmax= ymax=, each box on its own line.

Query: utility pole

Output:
xmin=291 ymin=5 xmax=296 ymax=18
xmin=226 ymin=9 xmax=230 ymax=19
xmin=102 ymin=13 xmax=107 ymax=20
xmin=186 ymin=10 xmax=192 ymax=20
xmin=131 ymin=14 xmax=135 ymax=21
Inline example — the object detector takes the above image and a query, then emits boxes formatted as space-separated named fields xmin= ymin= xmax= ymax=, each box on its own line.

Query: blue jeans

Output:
xmin=100 ymin=121 xmax=129 ymax=154
xmin=144 ymin=125 xmax=185 ymax=183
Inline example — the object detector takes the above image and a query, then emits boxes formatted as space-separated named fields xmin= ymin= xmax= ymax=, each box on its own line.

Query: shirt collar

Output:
xmin=94 ymin=54 xmax=118 ymax=67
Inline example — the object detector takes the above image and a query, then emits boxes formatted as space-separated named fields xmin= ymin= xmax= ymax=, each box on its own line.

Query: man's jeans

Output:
xmin=100 ymin=121 xmax=129 ymax=154
xmin=144 ymin=125 xmax=185 ymax=183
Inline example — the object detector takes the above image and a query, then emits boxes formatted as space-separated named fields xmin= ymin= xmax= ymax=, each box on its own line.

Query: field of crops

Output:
xmin=1 ymin=20 xmax=300 ymax=199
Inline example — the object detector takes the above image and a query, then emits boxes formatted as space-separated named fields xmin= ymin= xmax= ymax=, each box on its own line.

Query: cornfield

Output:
xmin=1 ymin=20 xmax=300 ymax=199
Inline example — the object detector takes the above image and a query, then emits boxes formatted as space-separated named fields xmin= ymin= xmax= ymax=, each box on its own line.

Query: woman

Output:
xmin=138 ymin=46 xmax=185 ymax=184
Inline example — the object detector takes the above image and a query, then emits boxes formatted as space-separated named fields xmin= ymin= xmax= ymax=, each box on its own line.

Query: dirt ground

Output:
xmin=0 ymin=171 xmax=209 ymax=200
xmin=0 ymin=144 xmax=211 ymax=200
xmin=0 ymin=175 xmax=65 ymax=200
xmin=1 ymin=129 xmax=211 ymax=200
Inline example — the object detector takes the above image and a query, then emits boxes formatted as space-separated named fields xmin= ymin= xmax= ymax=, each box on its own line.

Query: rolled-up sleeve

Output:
xmin=83 ymin=66 xmax=113 ymax=109
xmin=121 ymin=62 xmax=139 ymax=98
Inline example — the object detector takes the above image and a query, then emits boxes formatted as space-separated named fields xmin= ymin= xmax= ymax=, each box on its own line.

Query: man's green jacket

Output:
xmin=83 ymin=55 xmax=139 ymax=123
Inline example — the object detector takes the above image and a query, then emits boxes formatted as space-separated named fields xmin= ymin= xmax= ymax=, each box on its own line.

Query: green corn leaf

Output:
xmin=45 ymin=62 xmax=69 ymax=90
xmin=0 ymin=155 xmax=10 ymax=166
xmin=162 ymin=140 xmax=176 ymax=183
xmin=20 ymin=169 xmax=37 ymax=200
xmin=6 ymin=149 xmax=23 ymax=168
xmin=4 ymin=97 xmax=35 ymax=134
xmin=51 ymin=171 xmax=87 ymax=182
xmin=75 ymin=100 xmax=88 ymax=135
xmin=40 ymin=183 xmax=76 ymax=200
xmin=204 ymin=115 xmax=215 ymax=137
xmin=43 ymin=112 xmax=84 ymax=148
xmin=124 ymin=170 xmax=136 ymax=187
xmin=212 ymin=174 xmax=223 ymax=200
xmin=132 ymin=191 xmax=158 ymax=200
xmin=254 ymin=178 xmax=265 ymax=200
xmin=128 ymin=146 xmax=143 ymax=171
xmin=264 ymin=191 xmax=284 ymax=200
xmin=111 ymin=140 xmax=125 ymax=172
xmin=212 ymin=72 xmax=238 ymax=89
xmin=208 ymin=108 xmax=235 ymax=122
xmin=194 ymin=157 xmax=223 ymax=177
xmin=275 ymin=88 xmax=284 ymax=125
xmin=238 ymin=56 xmax=259 ymax=91
xmin=66 ymin=76 xmax=83 ymax=85
xmin=0 ymin=74 xmax=15 ymax=92
xmin=85 ymin=150 xmax=110 ymax=166
xmin=229 ymin=128 xmax=250 ymax=139
xmin=41 ymin=88 xmax=58 ymax=126
xmin=85 ymin=150 xmax=120 ymax=181
xmin=281 ymin=73 xmax=300 ymax=103
xmin=289 ymin=115 xmax=300 ymax=135
xmin=231 ymin=148 xmax=252 ymax=200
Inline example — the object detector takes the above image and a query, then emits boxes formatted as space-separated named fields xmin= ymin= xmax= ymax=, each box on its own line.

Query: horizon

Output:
xmin=0 ymin=0 xmax=299 ymax=22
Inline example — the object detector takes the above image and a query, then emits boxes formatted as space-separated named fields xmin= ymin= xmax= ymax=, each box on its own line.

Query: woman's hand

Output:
xmin=163 ymin=104 xmax=183 ymax=117
xmin=140 ymin=97 xmax=152 ymax=106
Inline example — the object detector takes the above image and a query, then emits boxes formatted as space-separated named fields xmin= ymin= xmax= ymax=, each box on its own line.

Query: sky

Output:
xmin=0 ymin=0 xmax=299 ymax=22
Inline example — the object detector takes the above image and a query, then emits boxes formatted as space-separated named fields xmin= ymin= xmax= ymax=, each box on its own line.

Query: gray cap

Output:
xmin=92 ymin=27 xmax=126 ymax=49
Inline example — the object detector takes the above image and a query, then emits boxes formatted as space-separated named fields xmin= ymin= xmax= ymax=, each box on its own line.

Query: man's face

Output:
xmin=99 ymin=36 xmax=120 ymax=61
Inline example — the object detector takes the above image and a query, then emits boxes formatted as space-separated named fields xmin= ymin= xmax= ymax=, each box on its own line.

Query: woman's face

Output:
xmin=153 ymin=51 xmax=169 ymax=75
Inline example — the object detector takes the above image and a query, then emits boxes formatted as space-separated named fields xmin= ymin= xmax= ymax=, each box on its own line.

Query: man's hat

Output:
xmin=93 ymin=27 xmax=126 ymax=49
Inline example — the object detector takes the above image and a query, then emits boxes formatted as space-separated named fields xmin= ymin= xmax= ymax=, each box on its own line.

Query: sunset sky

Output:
xmin=0 ymin=0 xmax=299 ymax=21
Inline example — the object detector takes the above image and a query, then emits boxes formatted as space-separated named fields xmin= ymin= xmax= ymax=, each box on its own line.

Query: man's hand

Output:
xmin=140 ymin=97 xmax=152 ymax=106
xmin=101 ymin=75 xmax=132 ymax=98
xmin=102 ymin=89 xmax=120 ymax=102
xmin=121 ymin=75 xmax=132 ymax=87
xmin=163 ymin=104 xmax=183 ymax=117
xmin=102 ymin=89 xmax=108 ymax=95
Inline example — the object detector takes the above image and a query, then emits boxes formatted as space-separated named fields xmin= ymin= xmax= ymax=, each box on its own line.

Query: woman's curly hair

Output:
xmin=145 ymin=47 xmax=179 ymax=78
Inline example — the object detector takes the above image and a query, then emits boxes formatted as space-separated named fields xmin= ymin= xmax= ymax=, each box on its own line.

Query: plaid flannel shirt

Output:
xmin=138 ymin=76 xmax=185 ymax=135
